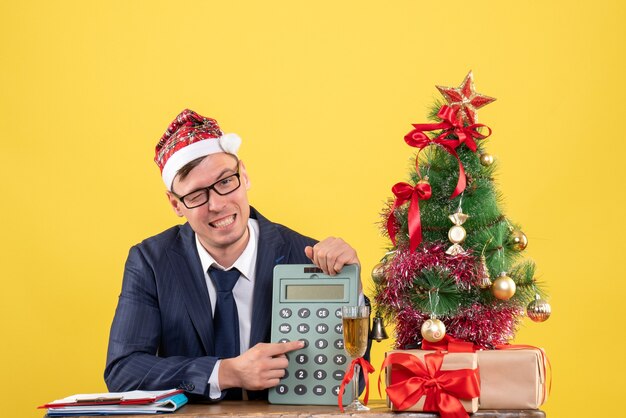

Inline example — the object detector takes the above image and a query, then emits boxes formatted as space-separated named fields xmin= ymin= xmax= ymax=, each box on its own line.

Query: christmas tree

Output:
xmin=373 ymin=71 xmax=551 ymax=349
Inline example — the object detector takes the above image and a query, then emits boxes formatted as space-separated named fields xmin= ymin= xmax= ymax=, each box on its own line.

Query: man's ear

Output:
xmin=239 ymin=160 xmax=251 ymax=190
xmin=166 ymin=191 xmax=185 ymax=217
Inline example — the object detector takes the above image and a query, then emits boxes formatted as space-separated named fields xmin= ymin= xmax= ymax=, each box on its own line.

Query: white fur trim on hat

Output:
xmin=162 ymin=133 xmax=241 ymax=190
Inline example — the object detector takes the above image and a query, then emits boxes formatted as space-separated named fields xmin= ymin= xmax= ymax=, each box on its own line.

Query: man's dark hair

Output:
xmin=176 ymin=156 xmax=206 ymax=182
xmin=171 ymin=153 xmax=239 ymax=192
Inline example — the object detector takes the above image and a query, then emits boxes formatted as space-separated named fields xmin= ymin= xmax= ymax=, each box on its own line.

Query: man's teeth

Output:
xmin=211 ymin=215 xmax=235 ymax=228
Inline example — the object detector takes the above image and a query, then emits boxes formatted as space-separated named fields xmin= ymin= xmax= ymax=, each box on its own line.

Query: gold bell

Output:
xmin=370 ymin=314 xmax=389 ymax=342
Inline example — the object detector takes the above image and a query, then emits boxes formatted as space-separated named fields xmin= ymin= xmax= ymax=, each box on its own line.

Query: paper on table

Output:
xmin=43 ymin=393 xmax=188 ymax=416
xmin=41 ymin=389 xmax=183 ymax=408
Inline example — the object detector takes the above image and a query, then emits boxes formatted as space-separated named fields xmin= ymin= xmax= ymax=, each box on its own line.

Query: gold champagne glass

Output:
xmin=341 ymin=305 xmax=370 ymax=411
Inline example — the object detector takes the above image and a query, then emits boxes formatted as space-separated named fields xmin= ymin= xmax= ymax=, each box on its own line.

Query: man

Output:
xmin=105 ymin=109 xmax=364 ymax=401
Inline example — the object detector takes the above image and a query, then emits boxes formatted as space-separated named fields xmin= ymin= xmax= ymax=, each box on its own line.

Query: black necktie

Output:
xmin=209 ymin=267 xmax=242 ymax=400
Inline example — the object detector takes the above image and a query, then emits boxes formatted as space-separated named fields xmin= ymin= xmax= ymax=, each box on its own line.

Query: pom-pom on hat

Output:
xmin=154 ymin=109 xmax=241 ymax=190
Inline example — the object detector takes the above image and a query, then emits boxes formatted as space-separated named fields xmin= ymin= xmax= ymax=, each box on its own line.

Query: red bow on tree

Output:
xmin=380 ymin=352 xmax=480 ymax=418
xmin=404 ymin=105 xmax=492 ymax=198
xmin=387 ymin=180 xmax=432 ymax=252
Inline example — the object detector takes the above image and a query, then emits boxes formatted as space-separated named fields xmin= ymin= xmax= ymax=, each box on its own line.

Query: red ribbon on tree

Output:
xmin=337 ymin=357 xmax=375 ymax=412
xmin=379 ymin=352 xmax=480 ymax=418
xmin=404 ymin=105 xmax=492 ymax=198
xmin=387 ymin=179 xmax=432 ymax=252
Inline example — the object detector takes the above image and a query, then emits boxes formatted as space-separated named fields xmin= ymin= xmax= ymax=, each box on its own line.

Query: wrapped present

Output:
xmin=423 ymin=336 xmax=550 ymax=409
xmin=381 ymin=350 xmax=480 ymax=418
xmin=478 ymin=347 xmax=549 ymax=409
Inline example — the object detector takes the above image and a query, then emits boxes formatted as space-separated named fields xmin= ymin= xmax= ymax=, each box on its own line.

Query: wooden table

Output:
xmin=79 ymin=400 xmax=545 ymax=417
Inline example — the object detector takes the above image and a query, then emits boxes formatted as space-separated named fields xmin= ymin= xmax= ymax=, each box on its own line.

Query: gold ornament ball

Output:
xmin=492 ymin=274 xmax=516 ymax=300
xmin=480 ymin=153 xmax=494 ymax=166
xmin=527 ymin=298 xmax=552 ymax=322
xmin=510 ymin=229 xmax=528 ymax=251
xmin=421 ymin=318 xmax=446 ymax=343
xmin=371 ymin=263 xmax=386 ymax=285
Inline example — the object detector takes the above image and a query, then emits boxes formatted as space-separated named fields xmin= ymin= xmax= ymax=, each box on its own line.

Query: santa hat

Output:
xmin=154 ymin=109 xmax=241 ymax=190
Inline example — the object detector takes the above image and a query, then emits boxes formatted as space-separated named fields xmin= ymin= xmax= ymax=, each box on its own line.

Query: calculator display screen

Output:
xmin=285 ymin=284 xmax=344 ymax=300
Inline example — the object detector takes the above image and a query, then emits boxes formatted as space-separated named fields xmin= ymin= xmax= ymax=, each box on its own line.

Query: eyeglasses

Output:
xmin=175 ymin=168 xmax=241 ymax=209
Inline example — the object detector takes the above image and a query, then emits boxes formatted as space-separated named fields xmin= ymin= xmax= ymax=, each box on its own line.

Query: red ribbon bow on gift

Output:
xmin=404 ymin=105 xmax=492 ymax=199
xmin=338 ymin=357 xmax=375 ymax=412
xmin=379 ymin=352 xmax=480 ymax=418
xmin=386 ymin=179 xmax=432 ymax=252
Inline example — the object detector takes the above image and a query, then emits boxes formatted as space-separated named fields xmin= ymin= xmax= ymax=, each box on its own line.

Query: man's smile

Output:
xmin=209 ymin=214 xmax=236 ymax=228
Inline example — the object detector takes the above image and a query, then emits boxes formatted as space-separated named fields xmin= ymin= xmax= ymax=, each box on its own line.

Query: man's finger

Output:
xmin=266 ymin=340 xmax=305 ymax=356
xmin=267 ymin=356 xmax=289 ymax=370
xmin=265 ymin=369 xmax=287 ymax=380
xmin=304 ymin=246 xmax=314 ymax=261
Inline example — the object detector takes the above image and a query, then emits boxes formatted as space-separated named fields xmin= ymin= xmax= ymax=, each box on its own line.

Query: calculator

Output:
xmin=268 ymin=264 xmax=360 ymax=405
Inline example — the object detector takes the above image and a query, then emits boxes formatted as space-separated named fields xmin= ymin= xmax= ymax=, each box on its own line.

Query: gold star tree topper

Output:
xmin=436 ymin=71 xmax=496 ymax=124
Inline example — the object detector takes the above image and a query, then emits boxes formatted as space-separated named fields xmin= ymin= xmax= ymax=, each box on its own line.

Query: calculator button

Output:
xmin=279 ymin=323 xmax=292 ymax=333
xmin=313 ymin=385 xmax=326 ymax=396
xmin=276 ymin=384 xmax=289 ymax=395
xmin=313 ymin=369 xmax=327 ymax=380
xmin=314 ymin=354 xmax=328 ymax=364
xmin=332 ymin=385 xmax=345 ymax=396
xmin=335 ymin=308 xmax=342 ymax=318
xmin=282 ymin=369 xmax=289 ymax=379
xmin=295 ymin=354 xmax=308 ymax=364
xmin=334 ymin=323 xmax=343 ymax=334
xmin=297 ymin=323 xmax=310 ymax=333
xmin=315 ymin=323 xmax=329 ymax=334
xmin=299 ymin=338 xmax=309 ymax=348
xmin=334 ymin=339 xmax=344 ymax=349
xmin=298 ymin=308 xmax=311 ymax=318
xmin=314 ymin=338 xmax=328 ymax=349
xmin=295 ymin=369 xmax=308 ymax=380
xmin=334 ymin=354 xmax=347 ymax=365
xmin=294 ymin=385 xmax=307 ymax=395
xmin=316 ymin=308 xmax=329 ymax=318
xmin=278 ymin=338 xmax=290 ymax=343
xmin=333 ymin=370 xmax=345 ymax=380
xmin=279 ymin=308 xmax=292 ymax=318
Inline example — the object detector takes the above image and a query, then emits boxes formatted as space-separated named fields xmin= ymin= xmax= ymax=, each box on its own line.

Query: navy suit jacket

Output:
xmin=105 ymin=207 xmax=317 ymax=400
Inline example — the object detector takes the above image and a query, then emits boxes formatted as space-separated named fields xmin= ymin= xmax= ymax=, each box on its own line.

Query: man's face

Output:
xmin=168 ymin=153 xmax=251 ymax=260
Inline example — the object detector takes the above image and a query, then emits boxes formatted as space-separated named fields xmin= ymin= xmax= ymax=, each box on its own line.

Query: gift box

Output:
xmin=477 ymin=348 xmax=548 ymax=409
xmin=382 ymin=350 xmax=479 ymax=416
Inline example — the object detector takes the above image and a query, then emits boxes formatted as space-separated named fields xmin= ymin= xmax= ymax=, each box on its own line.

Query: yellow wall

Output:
xmin=1 ymin=1 xmax=623 ymax=416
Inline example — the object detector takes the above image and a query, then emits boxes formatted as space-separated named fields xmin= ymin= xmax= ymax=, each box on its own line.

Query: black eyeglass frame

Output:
xmin=173 ymin=168 xmax=242 ymax=209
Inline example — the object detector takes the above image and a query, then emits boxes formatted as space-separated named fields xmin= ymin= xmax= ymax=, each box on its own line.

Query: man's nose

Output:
xmin=206 ymin=189 xmax=226 ymax=211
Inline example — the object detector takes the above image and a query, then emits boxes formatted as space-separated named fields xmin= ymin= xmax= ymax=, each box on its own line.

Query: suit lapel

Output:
xmin=166 ymin=223 xmax=215 ymax=356
xmin=249 ymin=208 xmax=289 ymax=347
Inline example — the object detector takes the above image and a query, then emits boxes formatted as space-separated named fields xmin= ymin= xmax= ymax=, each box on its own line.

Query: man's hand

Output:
xmin=219 ymin=341 xmax=304 ymax=391
xmin=304 ymin=237 xmax=360 ymax=276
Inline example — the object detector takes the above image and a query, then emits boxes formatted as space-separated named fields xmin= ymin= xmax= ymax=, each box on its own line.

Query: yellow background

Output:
xmin=1 ymin=1 xmax=623 ymax=417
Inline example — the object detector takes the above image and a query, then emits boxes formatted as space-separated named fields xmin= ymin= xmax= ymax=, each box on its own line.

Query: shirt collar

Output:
xmin=195 ymin=219 xmax=259 ymax=281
